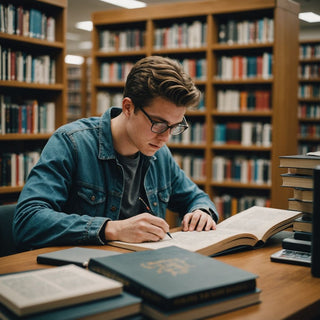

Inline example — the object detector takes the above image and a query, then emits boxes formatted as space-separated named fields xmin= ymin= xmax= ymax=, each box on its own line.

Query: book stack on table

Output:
xmin=88 ymin=246 xmax=261 ymax=320
xmin=278 ymin=152 xmax=320 ymax=260
xmin=0 ymin=264 xmax=141 ymax=320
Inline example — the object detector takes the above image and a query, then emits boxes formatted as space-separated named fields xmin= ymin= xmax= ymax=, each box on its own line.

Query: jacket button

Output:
xmin=153 ymin=202 xmax=157 ymax=207
xmin=91 ymin=195 xmax=96 ymax=201
xmin=110 ymin=206 xmax=117 ymax=212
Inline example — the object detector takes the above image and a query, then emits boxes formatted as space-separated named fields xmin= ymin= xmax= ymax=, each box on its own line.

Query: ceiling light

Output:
xmin=75 ymin=21 xmax=93 ymax=32
xmin=299 ymin=12 xmax=320 ymax=23
xmin=99 ymin=0 xmax=146 ymax=9
xmin=65 ymin=55 xmax=84 ymax=65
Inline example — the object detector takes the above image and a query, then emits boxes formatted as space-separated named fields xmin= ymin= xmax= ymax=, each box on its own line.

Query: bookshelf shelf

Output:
xmin=0 ymin=134 xmax=52 ymax=141
xmin=0 ymin=186 xmax=24 ymax=194
xmin=210 ymin=181 xmax=271 ymax=190
xmin=0 ymin=81 xmax=64 ymax=90
xmin=212 ymin=79 xmax=273 ymax=85
xmin=0 ymin=0 xmax=67 ymax=204
xmin=95 ymin=50 xmax=147 ymax=58
xmin=91 ymin=0 xmax=299 ymax=218
xmin=212 ymin=111 xmax=272 ymax=117
xmin=298 ymin=39 xmax=320 ymax=154
xmin=0 ymin=32 xmax=64 ymax=49
xmin=211 ymin=145 xmax=271 ymax=152
xmin=212 ymin=43 xmax=274 ymax=51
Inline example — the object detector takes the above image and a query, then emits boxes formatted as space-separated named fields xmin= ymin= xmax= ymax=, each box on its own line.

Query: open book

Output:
xmin=109 ymin=206 xmax=302 ymax=256
xmin=0 ymin=264 xmax=122 ymax=317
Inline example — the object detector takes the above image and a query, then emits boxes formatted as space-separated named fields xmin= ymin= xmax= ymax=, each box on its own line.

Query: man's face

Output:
xmin=127 ymin=97 xmax=186 ymax=156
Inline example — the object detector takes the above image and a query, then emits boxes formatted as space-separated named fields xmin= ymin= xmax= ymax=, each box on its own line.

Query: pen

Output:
xmin=138 ymin=197 xmax=173 ymax=239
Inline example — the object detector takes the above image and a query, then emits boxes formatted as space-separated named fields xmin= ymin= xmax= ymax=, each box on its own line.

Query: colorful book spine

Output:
xmin=212 ymin=156 xmax=271 ymax=185
xmin=0 ymin=3 xmax=55 ymax=41
xmin=0 ymin=151 xmax=40 ymax=187
xmin=0 ymin=45 xmax=55 ymax=84
xmin=218 ymin=17 xmax=274 ymax=44
xmin=0 ymin=95 xmax=55 ymax=134
xmin=153 ymin=20 xmax=207 ymax=49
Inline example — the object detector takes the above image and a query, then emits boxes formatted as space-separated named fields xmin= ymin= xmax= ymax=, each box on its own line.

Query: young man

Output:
xmin=13 ymin=56 xmax=218 ymax=250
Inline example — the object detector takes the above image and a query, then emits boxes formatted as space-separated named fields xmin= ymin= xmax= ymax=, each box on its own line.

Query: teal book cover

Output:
xmin=0 ymin=292 xmax=141 ymax=320
xmin=88 ymin=246 xmax=257 ymax=310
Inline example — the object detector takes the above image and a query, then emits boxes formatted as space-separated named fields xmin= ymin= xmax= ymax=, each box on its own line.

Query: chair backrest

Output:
xmin=0 ymin=203 xmax=17 ymax=257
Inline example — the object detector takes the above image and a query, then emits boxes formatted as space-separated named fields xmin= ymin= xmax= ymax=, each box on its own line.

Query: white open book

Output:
xmin=109 ymin=206 xmax=302 ymax=256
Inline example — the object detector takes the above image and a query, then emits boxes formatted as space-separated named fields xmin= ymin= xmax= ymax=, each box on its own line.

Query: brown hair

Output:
xmin=123 ymin=56 xmax=200 ymax=111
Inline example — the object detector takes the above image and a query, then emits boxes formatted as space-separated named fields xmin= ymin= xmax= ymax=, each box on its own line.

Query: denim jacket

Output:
xmin=13 ymin=107 xmax=218 ymax=249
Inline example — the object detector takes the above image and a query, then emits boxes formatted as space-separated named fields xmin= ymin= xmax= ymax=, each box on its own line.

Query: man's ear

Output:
xmin=122 ymin=97 xmax=134 ymax=117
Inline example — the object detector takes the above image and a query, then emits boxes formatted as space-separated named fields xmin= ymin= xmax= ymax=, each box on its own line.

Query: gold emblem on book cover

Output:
xmin=141 ymin=258 xmax=194 ymax=276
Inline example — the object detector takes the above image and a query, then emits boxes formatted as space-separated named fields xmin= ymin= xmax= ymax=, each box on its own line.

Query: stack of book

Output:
xmin=279 ymin=152 xmax=320 ymax=255
xmin=0 ymin=264 xmax=142 ymax=319
xmin=89 ymin=246 xmax=261 ymax=319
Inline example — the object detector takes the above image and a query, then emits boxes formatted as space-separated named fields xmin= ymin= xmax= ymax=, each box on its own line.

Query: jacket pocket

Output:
xmin=75 ymin=184 xmax=106 ymax=215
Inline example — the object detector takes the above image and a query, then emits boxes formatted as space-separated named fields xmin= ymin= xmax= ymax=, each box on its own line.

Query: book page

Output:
xmin=217 ymin=206 xmax=302 ymax=241
xmin=111 ymin=228 xmax=249 ymax=253
xmin=0 ymin=264 xmax=122 ymax=316
xmin=110 ymin=206 xmax=302 ymax=254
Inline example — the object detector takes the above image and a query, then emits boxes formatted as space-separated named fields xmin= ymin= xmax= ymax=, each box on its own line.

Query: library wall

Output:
xmin=91 ymin=0 xmax=300 ymax=219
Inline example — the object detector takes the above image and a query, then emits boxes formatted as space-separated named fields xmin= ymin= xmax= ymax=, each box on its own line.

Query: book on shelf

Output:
xmin=288 ymin=198 xmax=313 ymax=214
xmin=279 ymin=154 xmax=320 ymax=169
xmin=88 ymin=246 xmax=259 ymax=311
xmin=141 ymin=288 xmax=261 ymax=320
xmin=37 ymin=247 xmax=121 ymax=268
xmin=0 ymin=264 xmax=122 ymax=317
xmin=0 ymin=292 xmax=140 ymax=320
xmin=108 ymin=206 xmax=301 ymax=256
xmin=293 ymin=216 xmax=312 ymax=233
xmin=281 ymin=173 xmax=313 ymax=189
xmin=282 ymin=236 xmax=311 ymax=253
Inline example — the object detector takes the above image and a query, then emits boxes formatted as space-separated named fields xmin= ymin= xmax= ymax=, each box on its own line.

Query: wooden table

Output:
xmin=0 ymin=232 xmax=319 ymax=320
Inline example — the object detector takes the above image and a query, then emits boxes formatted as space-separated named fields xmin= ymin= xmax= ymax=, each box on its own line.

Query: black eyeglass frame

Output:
xmin=139 ymin=107 xmax=189 ymax=136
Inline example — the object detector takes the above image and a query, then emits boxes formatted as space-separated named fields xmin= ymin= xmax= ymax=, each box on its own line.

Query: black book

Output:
xmin=88 ymin=246 xmax=258 ymax=311
xmin=37 ymin=247 xmax=121 ymax=268
xmin=293 ymin=231 xmax=312 ymax=241
xmin=282 ymin=236 xmax=311 ymax=253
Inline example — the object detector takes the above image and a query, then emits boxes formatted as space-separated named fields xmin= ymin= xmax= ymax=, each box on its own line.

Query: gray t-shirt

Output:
xmin=116 ymin=152 xmax=144 ymax=219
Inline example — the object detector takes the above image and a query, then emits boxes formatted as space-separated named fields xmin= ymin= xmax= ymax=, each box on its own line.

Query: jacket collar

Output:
xmin=98 ymin=107 xmax=156 ymax=161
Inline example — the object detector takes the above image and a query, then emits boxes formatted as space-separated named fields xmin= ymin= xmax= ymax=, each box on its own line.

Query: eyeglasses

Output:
xmin=140 ymin=107 xmax=188 ymax=136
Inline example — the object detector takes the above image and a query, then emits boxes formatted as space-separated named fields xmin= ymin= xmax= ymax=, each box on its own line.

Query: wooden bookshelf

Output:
xmin=66 ymin=57 xmax=91 ymax=122
xmin=298 ymin=39 xmax=320 ymax=154
xmin=91 ymin=0 xmax=299 ymax=218
xmin=0 ymin=0 xmax=67 ymax=204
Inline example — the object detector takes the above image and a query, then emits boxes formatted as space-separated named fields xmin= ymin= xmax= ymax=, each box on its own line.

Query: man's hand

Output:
xmin=104 ymin=213 xmax=170 ymax=243
xmin=181 ymin=209 xmax=216 ymax=232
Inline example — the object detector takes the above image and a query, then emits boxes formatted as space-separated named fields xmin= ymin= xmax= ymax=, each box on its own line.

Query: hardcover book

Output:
xmin=141 ymin=289 xmax=260 ymax=320
xmin=281 ymin=173 xmax=313 ymax=189
xmin=279 ymin=154 xmax=320 ymax=169
xmin=108 ymin=206 xmax=302 ymax=256
xmin=294 ymin=230 xmax=312 ymax=241
xmin=288 ymin=198 xmax=313 ymax=214
xmin=37 ymin=247 xmax=121 ymax=268
xmin=293 ymin=188 xmax=313 ymax=202
xmin=0 ymin=292 xmax=140 ymax=320
xmin=282 ymin=236 xmax=311 ymax=253
xmin=0 ymin=265 xmax=122 ymax=316
xmin=293 ymin=216 xmax=312 ymax=233
xmin=88 ymin=246 xmax=258 ymax=311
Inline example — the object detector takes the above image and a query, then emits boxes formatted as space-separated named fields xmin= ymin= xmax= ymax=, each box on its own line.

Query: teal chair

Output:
xmin=0 ymin=204 xmax=17 ymax=257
